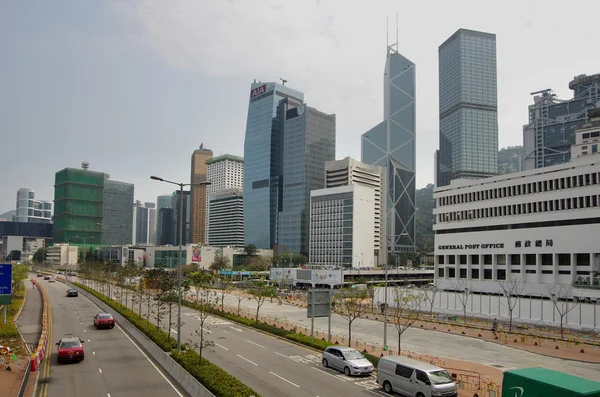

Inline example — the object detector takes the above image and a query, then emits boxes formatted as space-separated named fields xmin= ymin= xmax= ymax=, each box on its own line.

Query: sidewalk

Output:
xmin=16 ymin=279 xmax=43 ymax=397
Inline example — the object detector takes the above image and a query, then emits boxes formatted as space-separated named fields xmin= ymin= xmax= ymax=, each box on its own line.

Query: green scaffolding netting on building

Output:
xmin=55 ymin=168 xmax=105 ymax=186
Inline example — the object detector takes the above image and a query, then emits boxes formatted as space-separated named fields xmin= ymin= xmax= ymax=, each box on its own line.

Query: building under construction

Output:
xmin=523 ymin=73 xmax=600 ymax=170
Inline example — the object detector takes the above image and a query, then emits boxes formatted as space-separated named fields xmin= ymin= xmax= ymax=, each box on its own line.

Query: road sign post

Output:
xmin=0 ymin=264 xmax=13 ymax=324
xmin=307 ymin=289 xmax=332 ymax=340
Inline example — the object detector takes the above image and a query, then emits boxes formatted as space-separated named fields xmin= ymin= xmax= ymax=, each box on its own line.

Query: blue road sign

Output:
xmin=0 ymin=263 xmax=13 ymax=296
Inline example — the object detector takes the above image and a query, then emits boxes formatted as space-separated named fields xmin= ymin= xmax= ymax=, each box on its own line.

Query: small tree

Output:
xmin=334 ymin=287 xmax=370 ymax=347
xmin=248 ymin=282 xmax=276 ymax=322
xmin=189 ymin=272 xmax=214 ymax=301
xmin=421 ymin=279 xmax=440 ymax=316
xmin=245 ymin=255 xmax=271 ymax=271
xmin=33 ymin=248 xmax=47 ymax=263
xmin=244 ymin=244 xmax=258 ymax=257
xmin=210 ymin=256 xmax=231 ymax=271
xmin=216 ymin=277 xmax=234 ymax=312
xmin=548 ymin=285 xmax=579 ymax=339
xmin=454 ymin=280 xmax=472 ymax=324
xmin=499 ymin=278 xmax=525 ymax=331
xmin=390 ymin=288 xmax=425 ymax=353
xmin=232 ymin=287 xmax=247 ymax=316
xmin=190 ymin=285 xmax=219 ymax=364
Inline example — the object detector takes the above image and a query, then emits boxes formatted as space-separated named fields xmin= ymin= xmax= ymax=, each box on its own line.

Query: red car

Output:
xmin=56 ymin=335 xmax=85 ymax=363
xmin=93 ymin=313 xmax=115 ymax=329
xmin=37 ymin=273 xmax=43 ymax=277
xmin=44 ymin=275 xmax=51 ymax=280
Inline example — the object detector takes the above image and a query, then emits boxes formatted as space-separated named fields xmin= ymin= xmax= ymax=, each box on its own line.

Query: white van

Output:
xmin=377 ymin=356 xmax=457 ymax=397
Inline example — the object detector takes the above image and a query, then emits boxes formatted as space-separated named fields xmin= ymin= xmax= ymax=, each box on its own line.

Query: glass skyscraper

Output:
xmin=101 ymin=180 xmax=134 ymax=245
xmin=361 ymin=44 xmax=417 ymax=253
xmin=436 ymin=29 xmax=498 ymax=187
xmin=277 ymin=103 xmax=336 ymax=255
xmin=243 ymin=81 xmax=304 ymax=249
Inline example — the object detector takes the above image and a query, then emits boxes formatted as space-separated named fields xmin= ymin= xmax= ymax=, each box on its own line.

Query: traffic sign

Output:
xmin=0 ymin=264 xmax=13 ymax=305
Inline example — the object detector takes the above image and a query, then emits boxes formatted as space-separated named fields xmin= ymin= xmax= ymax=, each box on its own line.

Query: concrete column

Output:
xmin=536 ymin=253 xmax=542 ymax=284
xmin=492 ymin=254 xmax=498 ymax=281
xmin=506 ymin=253 xmax=512 ymax=280
xmin=520 ymin=253 xmax=526 ymax=283
xmin=553 ymin=253 xmax=559 ymax=285
xmin=467 ymin=254 xmax=472 ymax=280
xmin=571 ymin=253 xmax=577 ymax=284
xmin=479 ymin=255 xmax=484 ymax=281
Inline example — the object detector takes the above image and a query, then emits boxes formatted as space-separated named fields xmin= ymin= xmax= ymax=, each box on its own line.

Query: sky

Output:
xmin=1 ymin=0 xmax=599 ymax=212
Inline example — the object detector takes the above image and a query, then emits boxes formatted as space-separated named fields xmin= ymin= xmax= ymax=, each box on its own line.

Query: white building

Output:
xmin=15 ymin=188 xmax=52 ymax=223
xmin=46 ymin=243 xmax=78 ymax=267
xmin=1 ymin=236 xmax=48 ymax=262
xmin=325 ymin=157 xmax=386 ymax=265
xmin=205 ymin=154 xmax=244 ymax=233
xmin=571 ymin=109 xmax=600 ymax=159
xmin=309 ymin=184 xmax=376 ymax=268
xmin=143 ymin=244 xmax=272 ymax=269
xmin=207 ymin=188 xmax=244 ymax=247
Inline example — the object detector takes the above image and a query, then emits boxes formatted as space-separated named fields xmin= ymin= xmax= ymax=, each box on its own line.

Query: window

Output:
xmin=459 ymin=268 xmax=467 ymax=278
xmin=395 ymin=365 xmax=414 ymax=379
xmin=484 ymin=269 xmax=492 ymax=280
xmin=448 ymin=268 xmax=456 ymax=278
xmin=416 ymin=370 xmax=430 ymax=384
xmin=471 ymin=269 xmax=479 ymax=279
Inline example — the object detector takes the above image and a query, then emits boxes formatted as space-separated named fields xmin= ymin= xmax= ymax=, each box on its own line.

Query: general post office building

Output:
xmin=433 ymin=154 xmax=600 ymax=300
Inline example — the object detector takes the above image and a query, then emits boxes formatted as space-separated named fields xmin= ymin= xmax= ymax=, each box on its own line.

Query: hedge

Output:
xmin=73 ymin=282 xmax=262 ymax=397
xmin=0 ymin=291 xmax=25 ymax=347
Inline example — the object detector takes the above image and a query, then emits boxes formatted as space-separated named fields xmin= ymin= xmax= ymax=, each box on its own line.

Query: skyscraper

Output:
xmin=436 ymin=29 xmax=498 ymax=186
xmin=277 ymin=103 xmax=336 ymax=255
xmin=190 ymin=144 xmax=213 ymax=245
xmin=156 ymin=195 xmax=172 ymax=245
xmin=243 ymin=81 xmax=304 ymax=249
xmin=361 ymin=41 xmax=417 ymax=254
xmin=523 ymin=73 xmax=600 ymax=170
xmin=101 ymin=180 xmax=134 ymax=245
xmin=146 ymin=202 xmax=157 ymax=245
xmin=208 ymin=188 xmax=244 ymax=247
xmin=15 ymin=188 xmax=52 ymax=224
xmin=133 ymin=200 xmax=148 ymax=244
xmin=172 ymin=191 xmax=190 ymax=246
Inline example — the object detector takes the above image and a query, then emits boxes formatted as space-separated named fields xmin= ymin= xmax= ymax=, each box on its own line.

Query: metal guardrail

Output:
xmin=17 ymin=357 xmax=31 ymax=397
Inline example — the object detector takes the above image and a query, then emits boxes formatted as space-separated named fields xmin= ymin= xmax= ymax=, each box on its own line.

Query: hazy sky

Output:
xmin=1 ymin=0 xmax=599 ymax=212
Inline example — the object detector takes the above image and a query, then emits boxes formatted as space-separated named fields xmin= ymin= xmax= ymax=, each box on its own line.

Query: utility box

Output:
xmin=502 ymin=367 xmax=600 ymax=397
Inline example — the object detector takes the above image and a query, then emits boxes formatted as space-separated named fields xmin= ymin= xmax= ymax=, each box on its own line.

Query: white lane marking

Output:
xmin=170 ymin=329 xmax=178 ymax=334
xmin=202 ymin=328 xmax=211 ymax=334
xmin=269 ymin=371 xmax=300 ymax=388
xmin=88 ymin=339 xmax=91 ymax=342
xmin=84 ymin=329 xmax=87 ymax=332
xmin=215 ymin=343 xmax=229 ymax=351
xmin=223 ymin=330 xmax=229 ymax=334
xmin=311 ymin=367 xmax=348 ymax=382
xmin=99 ymin=368 xmax=102 ymax=373
xmin=107 ymin=394 xmax=111 ymax=397
xmin=246 ymin=340 xmax=265 ymax=349
xmin=274 ymin=351 xmax=292 ymax=360
xmin=236 ymin=354 xmax=258 ymax=366
xmin=81 ymin=322 xmax=83 ymax=325
xmin=79 ymin=292 xmax=184 ymax=397
xmin=229 ymin=326 xmax=243 ymax=332
xmin=93 ymin=352 xmax=96 ymax=355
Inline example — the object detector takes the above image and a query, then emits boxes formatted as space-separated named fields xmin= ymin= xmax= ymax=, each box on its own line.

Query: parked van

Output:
xmin=377 ymin=356 xmax=457 ymax=397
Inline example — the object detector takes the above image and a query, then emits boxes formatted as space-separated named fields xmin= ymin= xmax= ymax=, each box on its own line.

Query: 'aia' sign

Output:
xmin=250 ymin=84 xmax=267 ymax=99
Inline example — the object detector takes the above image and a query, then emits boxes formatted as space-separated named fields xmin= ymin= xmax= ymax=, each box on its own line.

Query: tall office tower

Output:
xmin=133 ymin=200 xmax=149 ymax=244
xmin=361 ymin=40 xmax=417 ymax=254
xmin=145 ymin=202 xmax=156 ymax=245
xmin=523 ymin=73 xmax=600 ymax=170
xmin=243 ymin=81 xmax=304 ymax=249
xmin=277 ymin=102 xmax=336 ymax=255
xmin=325 ymin=157 xmax=386 ymax=265
xmin=190 ymin=144 xmax=213 ymax=245
xmin=436 ymin=29 xmax=499 ymax=187
xmin=53 ymin=164 xmax=104 ymax=245
xmin=206 ymin=154 xmax=244 ymax=235
xmin=101 ymin=179 xmax=134 ymax=245
xmin=15 ymin=188 xmax=52 ymax=223
xmin=208 ymin=188 xmax=244 ymax=247
xmin=172 ymin=191 xmax=191 ymax=246
xmin=156 ymin=195 xmax=172 ymax=244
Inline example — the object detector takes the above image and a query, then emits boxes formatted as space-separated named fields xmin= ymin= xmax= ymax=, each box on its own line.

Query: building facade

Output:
xmin=146 ymin=202 xmax=156 ymax=245
xmin=208 ymin=188 xmax=244 ymax=247
xmin=133 ymin=201 xmax=148 ymax=244
xmin=325 ymin=157 xmax=386 ymax=266
xmin=16 ymin=188 xmax=52 ymax=223
xmin=101 ymin=180 xmax=134 ymax=245
xmin=277 ymin=103 xmax=336 ymax=256
xmin=46 ymin=243 xmax=78 ymax=267
xmin=571 ymin=109 xmax=600 ymax=159
xmin=436 ymin=29 xmax=498 ymax=187
xmin=172 ymin=191 xmax=191 ymax=246
xmin=361 ymin=42 xmax=416 ymax=253
xmin=524 ymin=74 xmax=600 ymax=170
xmin=309 ymin=184 xmax=376 ymax=268
xmin=156 ymin=195 xmax=172 ymax=245
xmin=190 ymin=144 xmax=213 ymax=245
xmin=53 ymin=167 xmax=104 ymax=246
xmin=206 ymin=154 xmax=244 ymax=236
xmin=243 ymin=81 xmax=304 ymax=249
xmin=1 ymin=236 xmax=47 ymax=262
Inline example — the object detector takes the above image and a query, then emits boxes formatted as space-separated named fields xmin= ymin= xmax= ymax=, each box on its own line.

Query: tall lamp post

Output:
xmin=151 ymin=175 xmax=211 ymax=351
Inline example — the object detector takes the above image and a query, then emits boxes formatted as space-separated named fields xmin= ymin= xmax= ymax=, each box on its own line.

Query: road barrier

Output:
xmin=30 ymin=282 xmax=48 ymax=372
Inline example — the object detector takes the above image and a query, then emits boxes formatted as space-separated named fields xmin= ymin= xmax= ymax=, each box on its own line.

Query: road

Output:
xmin=78 ymin=279 xmax=388 ymax=397
xmin=40 ymin=278 xmax=186 ymax=397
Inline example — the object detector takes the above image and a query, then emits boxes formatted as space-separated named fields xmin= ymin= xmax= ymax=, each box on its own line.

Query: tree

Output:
xmin=390 ymin=288 xmax=424 ymax=353
xmin=189 ymin=272 xmax=214 ymax=301
xmin=248 ymin=282 xmax=276 ymax=322
xmin=421 ymin=279 xmax=440 ymax=315
xmin=210 ymin=256 xmax=231 ymax=271
xmin=548 ymin=285 xmax=578 ymax=340
xmin=215 ymin=277 xmax=234 ymax=312
xmin=244 ymin=244 xmax=258 ymax=257
xmin=453 ymin=280 xmax=472 ymax=324
xmin=334 ymin=287 xmax=370 ymax=347
xmin=232 ymin=287 xmax=247 ymax=316
xmin=158 ymin=272 xmax=178 ymax=339
xmin=499 ymin=278 xmax=525 ymax=331
xmin=245 ymin=255 xmax=271 ymax=271
xmin=190 ymin=284 xmax=218 ymax=364
xmin=33 ymin=248 xmax=46 ymax=263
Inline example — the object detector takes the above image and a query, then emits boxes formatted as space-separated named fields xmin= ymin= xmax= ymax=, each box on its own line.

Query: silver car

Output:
xmin=322 ymin=346 xmax=374 ymax=376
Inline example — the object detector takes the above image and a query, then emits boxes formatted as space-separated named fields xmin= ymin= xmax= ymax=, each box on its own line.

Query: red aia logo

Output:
xmin=250 ymin=84 xmax=267 ymax=98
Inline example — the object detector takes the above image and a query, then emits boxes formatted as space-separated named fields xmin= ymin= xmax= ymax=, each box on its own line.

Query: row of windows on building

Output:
xmin=437 ymin=253 xmax=594 ymax=266
xmin=438 ymin=267 xmax=592 ymax=281
xmin=438 ymin=193 xmax=600 ymax=223
xmin=438 ymin=171 xmax=600 ymax=207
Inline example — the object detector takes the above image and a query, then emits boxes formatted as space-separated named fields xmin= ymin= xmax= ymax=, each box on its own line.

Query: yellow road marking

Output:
xmin=41 ymin=289 xmax=53 ymax=397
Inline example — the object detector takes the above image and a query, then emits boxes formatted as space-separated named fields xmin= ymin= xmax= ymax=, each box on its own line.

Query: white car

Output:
xmin=322 ymin=346 xmax=373 ymax=376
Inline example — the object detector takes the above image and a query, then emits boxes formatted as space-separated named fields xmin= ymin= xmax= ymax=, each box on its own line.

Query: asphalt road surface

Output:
xmin=41 ymin=278 xmax=186 ymax=397
xmin=79 ymin=280 xmax=388 ymax=397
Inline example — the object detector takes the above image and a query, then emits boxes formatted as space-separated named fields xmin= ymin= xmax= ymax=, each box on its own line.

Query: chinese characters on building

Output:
xmin=515 ymin=239 xmax=553 ymax=248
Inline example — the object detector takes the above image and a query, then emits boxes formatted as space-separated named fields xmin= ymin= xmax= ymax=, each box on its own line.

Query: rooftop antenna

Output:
xmin=81 ymin=161 xmax=89 ymax=171
xmin=279 ymin=77 xmax=287 ymax=86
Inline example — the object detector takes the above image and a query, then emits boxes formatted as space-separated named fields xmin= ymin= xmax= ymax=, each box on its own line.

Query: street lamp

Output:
xmin=151 ymin=175 xmax=211 ymax=351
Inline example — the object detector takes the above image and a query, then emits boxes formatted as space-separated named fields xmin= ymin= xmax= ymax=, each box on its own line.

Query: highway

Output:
xmin=77 ymin=279 xmax=387 ymax=397
xmin=40 ymin=277 xmax=186 ymax=397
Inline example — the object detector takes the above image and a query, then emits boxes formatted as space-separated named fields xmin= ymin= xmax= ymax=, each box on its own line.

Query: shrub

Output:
xmin=285 ymin=333 xmax=334 ymax=350
xmin=171 ymin=350 xmax=262 ymax=397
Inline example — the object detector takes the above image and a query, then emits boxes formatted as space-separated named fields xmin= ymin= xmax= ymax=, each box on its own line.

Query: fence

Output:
xmin=30 ymin=282 xmax=49 ymax=372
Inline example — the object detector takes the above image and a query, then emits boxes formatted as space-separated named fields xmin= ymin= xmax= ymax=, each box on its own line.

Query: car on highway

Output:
xmin=55 ymin=335 xmax=85 ymax=364
xmin=48 ymin=278 xmax=56 ymax=283
xmin=37 ymin=273 xmax=43 ymax=277
xmin=93 ymin=313 xmax=115 ymax=329
xmin=322 ymin=346 xmax=374 ymax=376
xmin=43 ymin=275 xmax=51 ymax=280
xmin=66 ymin=289 xmax=78 ymax=297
